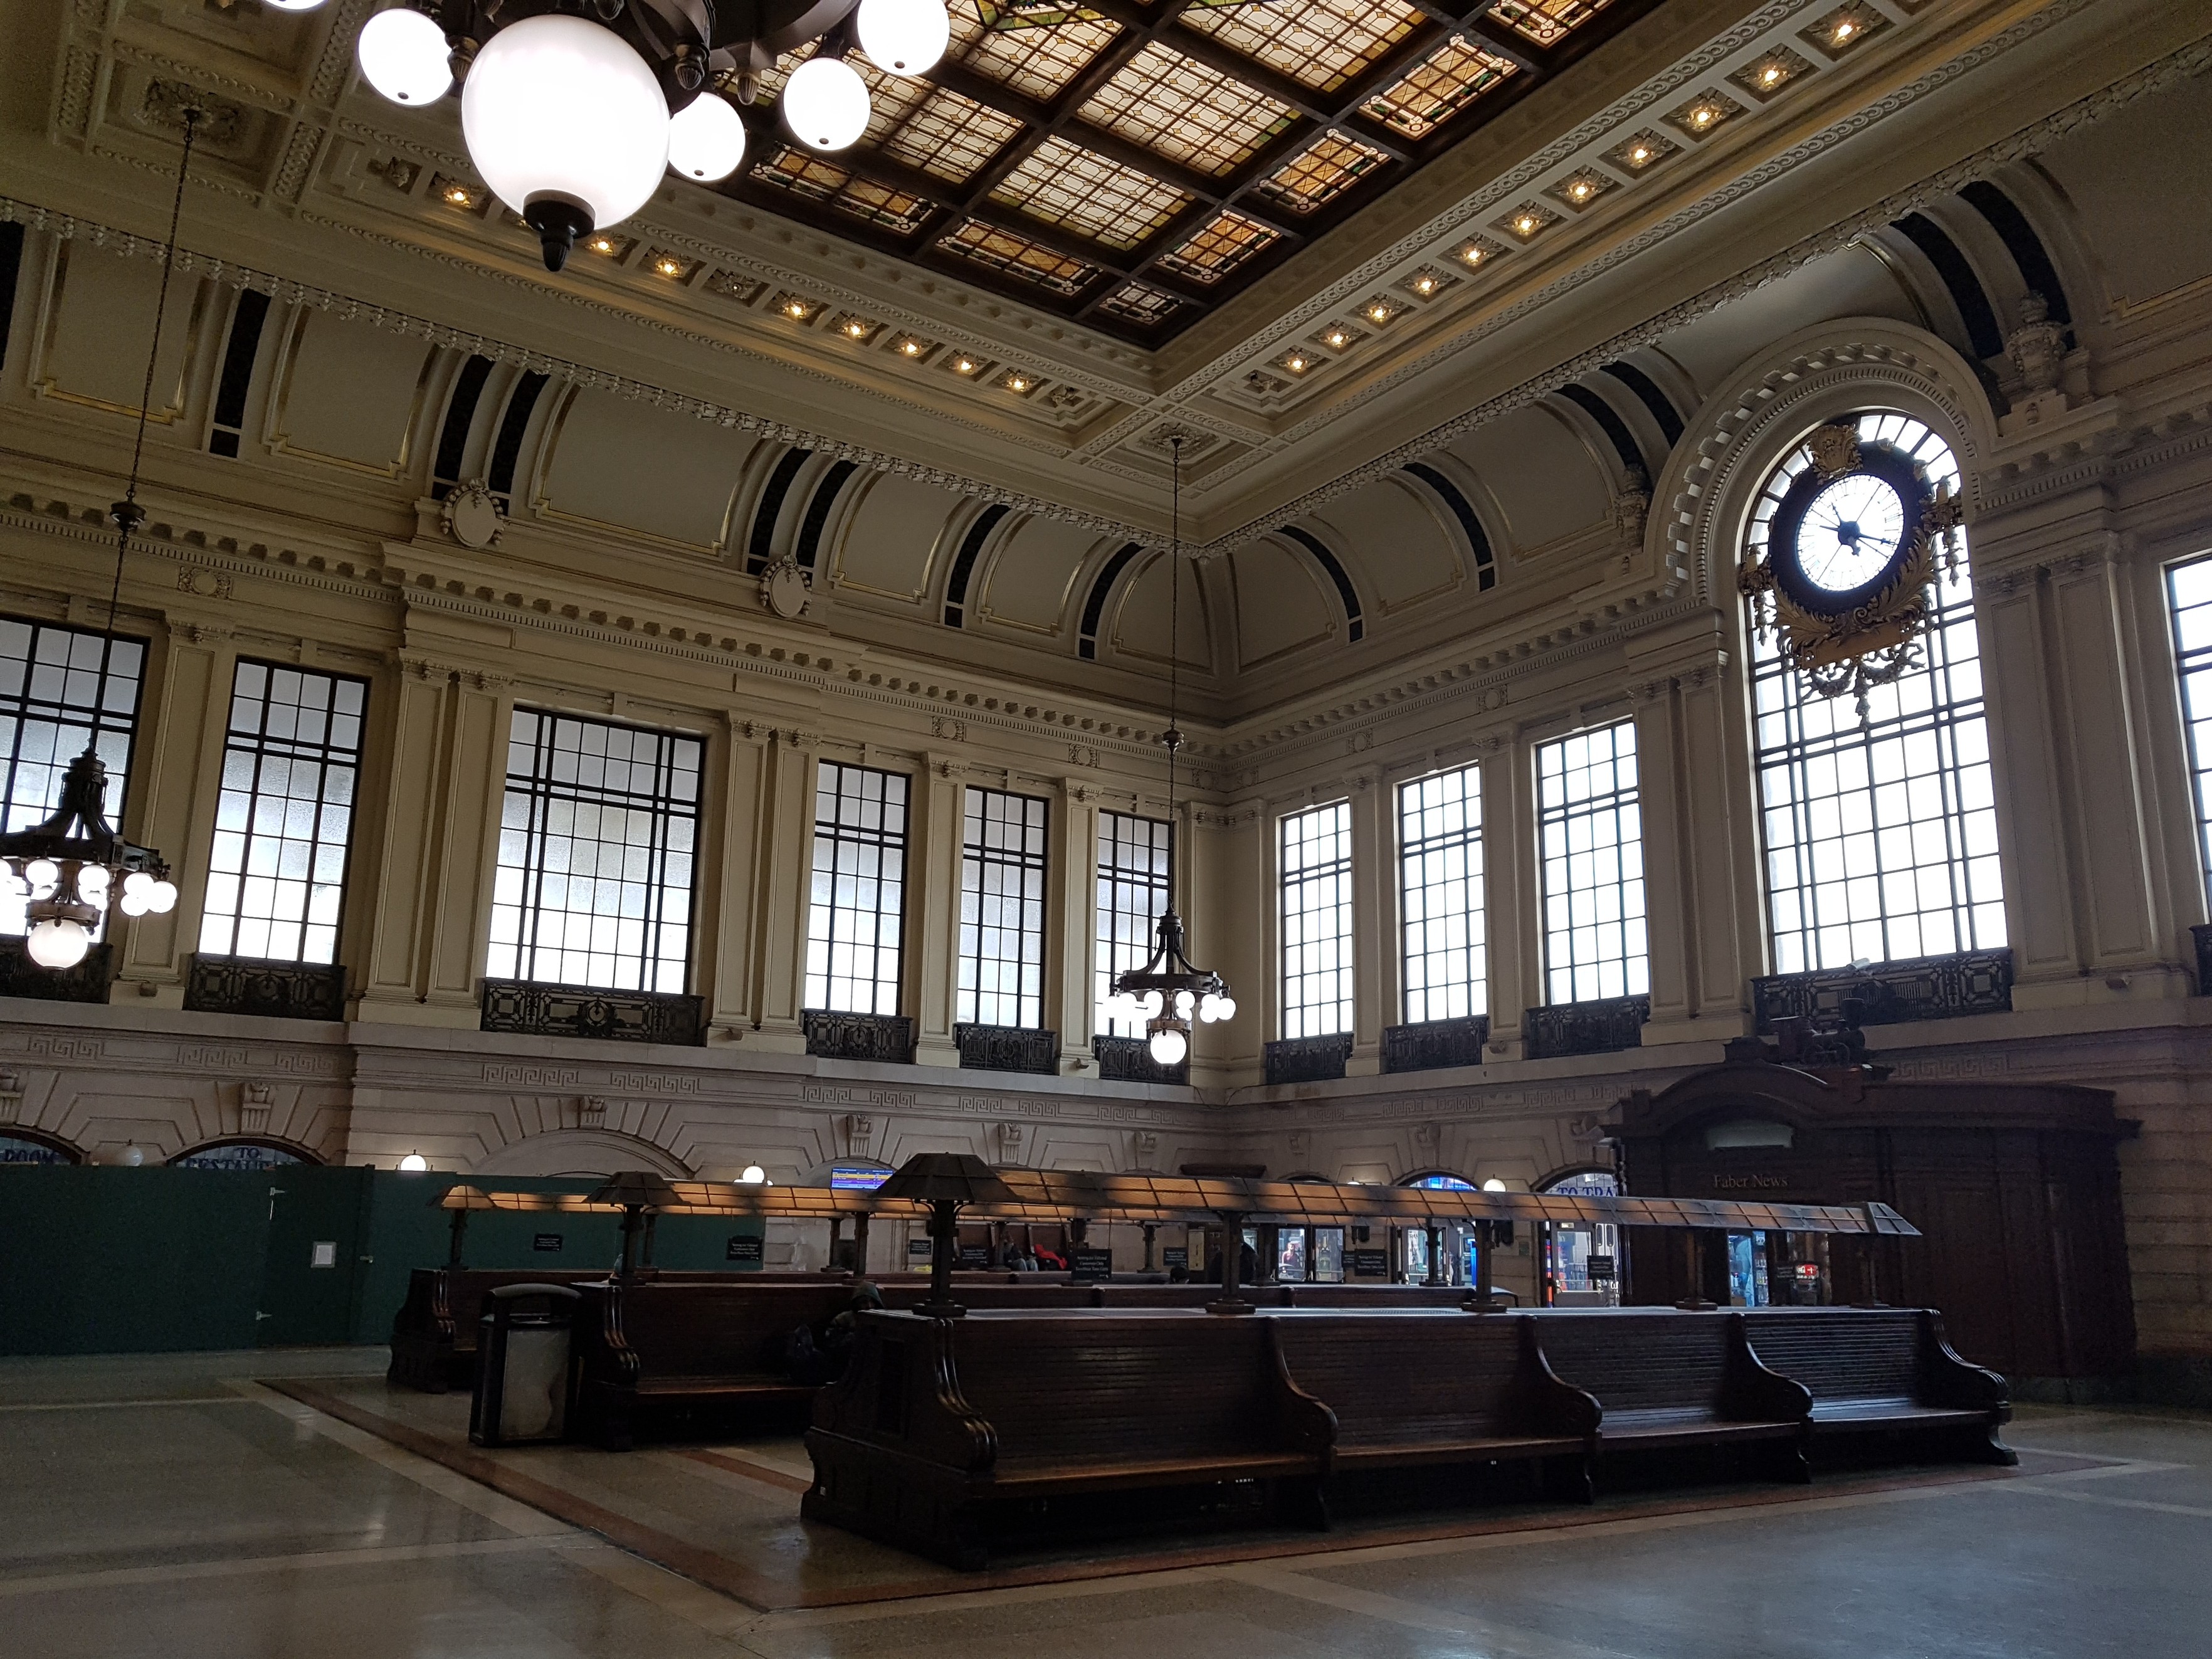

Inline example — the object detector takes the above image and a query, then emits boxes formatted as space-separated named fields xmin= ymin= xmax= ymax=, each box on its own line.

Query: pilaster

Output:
xmin=352 ymin=651 xmax=462 ymax=1023
xmin=913 ymin=751 xmax=962 ymax=1066
xmin=1346 ymin=764 xmax=1386 ymax=1075
xmin=750 ymin=728 xmax=816 ymax=1051
xmin=1054 ymin=776 xmax=1095 ymax=1068
xmin=115 ymin=616 xmax=236 ymax=1000
xmin=1480 ymin=734 xmax=1530 ymax=1060
xmin=703 ymin=715 xmax=769 ymax=1041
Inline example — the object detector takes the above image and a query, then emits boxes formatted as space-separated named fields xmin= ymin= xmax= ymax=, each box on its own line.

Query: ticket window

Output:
xmin=1402 ymin=1224 xmax=1469 ymax=1284
xmin=1277 ymin=1228 xmax=1307 ymax=1283
xmin=1312 ymin=1226 xmax=1344 ymax=1283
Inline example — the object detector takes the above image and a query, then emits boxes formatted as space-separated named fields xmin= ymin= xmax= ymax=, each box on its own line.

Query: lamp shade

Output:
xmin=436 ymin=1183 xmax=504 ymax=1213
xmin=781 ymin=56 xmax=870 ymax=151
xmin=857 ymin=0 xmax=949 ymax=77
xmin=666 ymin=92 xmax=748 ymax=182
xmin=589 ymin=1169 xmax=684 ymax=1209
xmin=358 ymin=6 xmax=453 ymax=106
xmin=875 ymin=1152 xmax=1018 ymax=1206
xmin=24 ymin=917 xmax=87 ymax=969
xmin=461 ymin=15 xmax=670 ymax=256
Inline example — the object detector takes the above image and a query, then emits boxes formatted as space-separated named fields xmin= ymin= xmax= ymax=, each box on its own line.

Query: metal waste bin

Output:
xmin=470 ymin=1283 xmax=581 ymax=1446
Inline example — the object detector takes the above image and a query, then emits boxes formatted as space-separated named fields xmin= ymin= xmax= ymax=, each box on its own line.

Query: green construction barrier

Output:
xmin=0 ymin=1166 xmax=764 ymax=1357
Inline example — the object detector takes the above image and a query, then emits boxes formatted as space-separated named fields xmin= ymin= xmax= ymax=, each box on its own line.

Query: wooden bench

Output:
xmin=1742 ymin=1307 xmax=2014 ymax=1463
xmin=388 ymin=1267 xmax=826 ymax=1391
xmin=1533 ymin=1310 xmax=1813 ymax=1482
xmin=1272 ymin=1311 xmax=1599 ymax=1498
xmin=574 ymin=1278 xmax=860 ymax=1448
xmin=804 ymin=1310 xmax=1334 ymax=1567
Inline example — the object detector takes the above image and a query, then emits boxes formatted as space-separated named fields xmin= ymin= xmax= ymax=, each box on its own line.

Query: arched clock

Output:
xmin=1738 ymin=421 xmax=1964 ymax=719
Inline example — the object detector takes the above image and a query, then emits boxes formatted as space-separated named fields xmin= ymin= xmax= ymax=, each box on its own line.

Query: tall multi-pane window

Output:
xmin=0 ymin=618 xmax=143 ymax=939
xmin=1537 ymin=720 xmax=1648 ymax=1003
xmin=1280 ymin=801 xmax=1354 ymax=1037
xmin=1095 ymin=810 xmax=1171 ymax=1038
xmin=199 ymin=663 xmax=366 ymax=964
xmin=2170 ymin=554 xmax=2212 ymax=898
xmin=1399 ymin=766 xmax=1486 ymax=1023
xmin=958 ymin=787 xmax=1049 ymax=1028
xmin=1751 ymin=413 xmax=2004 ymax=971
xmin=806 ymin=762 xmax=909 ymax=1014
xmin=488 ymin=710 xmax=700 ymax=993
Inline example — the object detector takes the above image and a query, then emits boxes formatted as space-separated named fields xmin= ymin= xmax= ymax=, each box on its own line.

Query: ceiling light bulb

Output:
xmin=445 ymin=186 xmax=471 ymax=204
xmin=666 ymin=90 xmax=749 ymax=182
xmin=1762 ymin=65 xmax=1782 ymax=84
xmin=1414 ymin=276 xmax=1435 ymax=293
xmin=590 ymin=236 xmax=614 ymax=253
xmin=25 ymin=917 xmax=88 ymax=969
xmin=857 ymin=0 xmax=949 ymax=78
xmin=1287 ymin=355 xmax=1307 ymax=370
xmin=399 ymin=1152 xmax=429 ymax=1172
xmin=1693 ymin=107 xmax=1714 ymax=126
xmin=900 ymin=339 xmax=921 ymax=354
xmin=1009 ymin=376 xmax=1028 ymax=390
xmin=1462 ymin=246 xmax=1484 ymax=264
xmin=1326 ymin=331 xmax=1346 ymax=346
xmin=1631 ymin=145 xmax=1650 ymax=162
xmin=1147 ymin=1026 xmax=1187 ymax=1066
xmin=1835 ymin=20 xmax=1854 ymax=38
xmin=782 ymin=56 xmax=871 ymax=152
xmin=656 ymin=258 xmax=680 ymax=275
xmin=461 ymin=15 xmax=670 ymax=271
xmin=955 ymin=357 xmax=974 ymax=372
xmin=358 ymin=7 xmax=453 ymax=106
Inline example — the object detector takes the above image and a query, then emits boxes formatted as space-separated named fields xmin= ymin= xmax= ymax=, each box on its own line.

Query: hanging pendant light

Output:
xmin=348 ymin=2 xmax=954 ymax=268
xmin=1108 ymin=438 xmax=1233 ymax=1072
xmin=0 ymin=109 xmax=193 ymax=971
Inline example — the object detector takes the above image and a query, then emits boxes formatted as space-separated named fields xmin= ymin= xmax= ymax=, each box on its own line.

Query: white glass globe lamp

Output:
xmin=264 ymin=0 xmax=329 ymax=11
xmin=146 ymin=878 xmax=179 ymax=914
xmin=461 ymin=14 xmax=672 ymax=271
xmin=23 ymin=858 xmax=57 ymax=892
xmin=1214 ymin=996 xmax=1236 ymax=1021
xmin=1482 ymin=1177 xmax=1507 ymax=1192
xmin=782 ymin=56 xmax=870 ymax=152
xmin=1147 ymin=1026 xmax=1188 ymax=1066
xmin=739 ymin=1164 xmax=767 ymax=1184
xmin=398 ymin=1152 xmax=430 ymax=1172
xmin=857 ymin=0 xmax=949 ymax=77
xmin=667 ymin=92 xmax=749 ymax=182
xmin=26 ymin=917 xmax=88 ymax=969
xmin=358 ymin=7 xmax=454 ymax=107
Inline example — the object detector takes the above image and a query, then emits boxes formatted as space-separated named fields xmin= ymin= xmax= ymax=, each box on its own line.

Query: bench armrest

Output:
xmin=1918 ymin=1312 xmax=2009 ymax=1410
xmin=1265 ymin=1321 xmax=1338 ymax=1460
xmin=1518 ymin=1316 xmax=1601 ymax=1438
xmin=574 ymin=1283 xmax=641 ymax=1392
xmin=813 ymin=1315 xmax=997 ymax=1475
xmin=1725 ymin=1313 xmax=1813 ymax=1423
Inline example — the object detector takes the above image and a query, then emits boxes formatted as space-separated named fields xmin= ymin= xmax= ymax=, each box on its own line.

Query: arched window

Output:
xmin=0 ymin=1129 xmax=80 ymax=1165
xmin=170 ymin=1140 xmax=313 ymax=1171
xmin=1747 ymin=412 xmax=2005 ymax=972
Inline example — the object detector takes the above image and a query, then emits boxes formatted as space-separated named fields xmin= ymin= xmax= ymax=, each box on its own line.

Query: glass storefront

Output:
xmin=1539 ymin=1170 xmax=1621 ymax=1307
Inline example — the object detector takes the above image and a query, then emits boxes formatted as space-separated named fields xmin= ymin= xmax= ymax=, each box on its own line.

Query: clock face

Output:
xmin=1798 ymin=473 xmax=1906 ymax=594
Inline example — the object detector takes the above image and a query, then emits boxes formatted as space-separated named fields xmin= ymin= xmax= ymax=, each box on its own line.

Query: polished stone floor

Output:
xmin=3 ymin=1347 xmax=2209 ymax=1658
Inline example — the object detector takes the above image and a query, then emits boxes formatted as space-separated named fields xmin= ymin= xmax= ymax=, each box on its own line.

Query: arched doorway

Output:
xmin=1536 ymin=1167 xmax=1621 ymax=1307
xmin=473 ymin=1129 xmax=692 ymax=1179
xmin=1398 ymin=1171 xmax=1475 ymax=1286
xmin=0 ymin=1127 xmax=82 ymax=1165
xmin=170 ymin=1139 xmax=319 ymax=1171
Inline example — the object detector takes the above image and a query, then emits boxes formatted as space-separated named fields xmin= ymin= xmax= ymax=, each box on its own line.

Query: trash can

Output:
xmin=469 ymin=1283 xmax=581 ymax=1447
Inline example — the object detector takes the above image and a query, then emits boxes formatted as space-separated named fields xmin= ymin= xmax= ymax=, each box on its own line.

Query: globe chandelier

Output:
xmin=330 ymin=0 xmax=951 ymax=270
xmin=1100 ymin=438 xmax=1235 ymax=1069
xmin=0 ymin=110 xmax=196 ymax=970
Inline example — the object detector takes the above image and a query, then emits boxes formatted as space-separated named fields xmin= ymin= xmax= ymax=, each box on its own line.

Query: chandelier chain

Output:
xmin=99 ymin=105 xmax=201 ymax=750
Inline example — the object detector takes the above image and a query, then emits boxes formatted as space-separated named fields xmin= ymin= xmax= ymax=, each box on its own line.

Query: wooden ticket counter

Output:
xmin=1607 ymin=1048 xmax=2136 ymax=1388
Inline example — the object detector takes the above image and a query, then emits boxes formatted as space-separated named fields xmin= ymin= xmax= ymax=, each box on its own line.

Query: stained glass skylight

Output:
xmin=1252 ymin=131 xmax=1391 ymax=214
xmin=1362 ymin=38 xmax=1519 ymax=140
xmin=1079 ymin=44 xmax=1296 ymax=176
xmin=1156 ymin=210 xmax=1281 ymax=285
xmin=1489 ymin=0 xmax=1618 ymax=48
xmin=713 ymin=0 xmax=1648 ymax=340
xmin=942 ymin=219 xmax=1102 ymax=295
xmin=992 ymin=137 xmax=1193 ymax=250
xmin=1181 ymin=0 xmax=1422 ymax=93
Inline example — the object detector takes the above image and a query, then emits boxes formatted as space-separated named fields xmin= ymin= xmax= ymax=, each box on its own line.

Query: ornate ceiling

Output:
xmin=726 ymin=0 xmax=1650 ymax=342
xmin=4 ymin=0 xmax=2198 ymax=554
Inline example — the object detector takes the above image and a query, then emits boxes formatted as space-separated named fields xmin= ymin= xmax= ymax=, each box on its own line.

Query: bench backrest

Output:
xmin=1273 ymin=1314 xmax=1532 ymax=1446
xmin=946 ymin=1313 xmax=1290 ymax=1462
xmin=598 ymin=1281 xmax=854 ymax=1378
xmin=1533 ymin=1311 xmax=1737 ymax=1414
xmin=1741 ymin=1309 xmax=1925 ymax=1403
